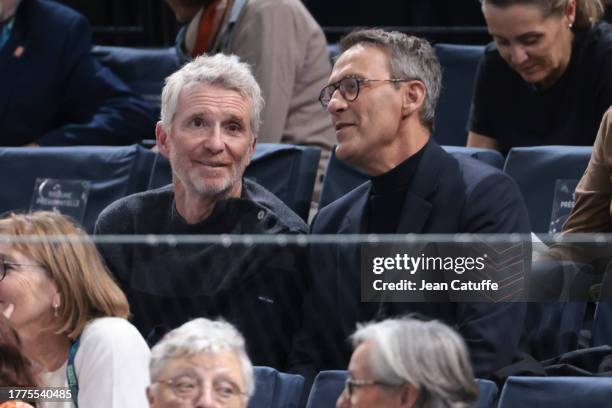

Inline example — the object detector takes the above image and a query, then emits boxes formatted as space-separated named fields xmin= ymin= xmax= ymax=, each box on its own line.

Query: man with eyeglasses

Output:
xmin=290 ymin=29 xmax=530 ymax=381
xmin=146 ymin=318 xmax=253 ymax=407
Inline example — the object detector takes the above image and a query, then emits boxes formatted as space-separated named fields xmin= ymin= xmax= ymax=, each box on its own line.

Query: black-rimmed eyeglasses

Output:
xmin=319 ymin=76 xmax=412 ymax=108
xmin=344 ymin=378 xmax=399 ymax=398
xmin=0 ymin=259 xmax=43 ymax=281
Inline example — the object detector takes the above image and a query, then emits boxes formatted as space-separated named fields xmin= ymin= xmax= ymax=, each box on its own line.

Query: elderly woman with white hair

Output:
xmin=337 ymin=317 xmax=479 ymax=408
xmin=146 ymin=318 xmax=254 ymax=408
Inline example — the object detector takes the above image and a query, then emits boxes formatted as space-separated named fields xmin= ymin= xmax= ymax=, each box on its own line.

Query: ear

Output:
xmin=146 ymin=386 xmax=155 ymax=406
xmin=155 ymin=121 xmax=170 ymax=159
xmin=401 ymin=81 xmax=426 ymax=118
xmin=52 ymin=292 xmax=61 ymax=309
xmin=565 ymin=0 xmax=576 ymax=25
xmin=400 ymin=383 xmax=419 ymax=408
xmin=245 ymin=134 xmax=257 ymax=167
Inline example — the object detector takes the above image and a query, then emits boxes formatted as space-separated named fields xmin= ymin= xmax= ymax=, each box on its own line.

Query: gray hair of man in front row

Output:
xmin=351 ymin=317 xmax=479 ymax=408
xmin=149 ymin=318 xmax=255 ymax=400
xmin=160 ymin=53 xmax=265 ymax=137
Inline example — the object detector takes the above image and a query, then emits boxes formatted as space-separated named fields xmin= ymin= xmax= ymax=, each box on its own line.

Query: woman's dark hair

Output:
xmin=0 ymin=316 xmax=39 ymax=393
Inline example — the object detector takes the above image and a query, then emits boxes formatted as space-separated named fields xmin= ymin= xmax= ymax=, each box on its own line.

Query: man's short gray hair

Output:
xmin=149 ymin=318 xmax=255 ymax=400
xmin=339 ymin=29 xmax=442 ymax=131
xmin=160 ymin=53 xmax=264 ymax=137
xmin=351 ymin=317 xmax=479 ymax=408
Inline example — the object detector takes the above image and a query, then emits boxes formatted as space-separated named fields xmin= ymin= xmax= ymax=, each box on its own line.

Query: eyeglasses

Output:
xmin=0 ymin=259 xmax=44 ymax=281
xmin=319 ymin=76 xmax=412 ymax=108
xmin=156 ymin=374 xmax=247 ymax=404
xmin=344 ymin=378 xmax=399 ymax=399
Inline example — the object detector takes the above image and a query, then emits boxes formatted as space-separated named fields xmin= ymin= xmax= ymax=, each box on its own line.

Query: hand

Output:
xmin=2 ymin=303 xmax=14 ymax=319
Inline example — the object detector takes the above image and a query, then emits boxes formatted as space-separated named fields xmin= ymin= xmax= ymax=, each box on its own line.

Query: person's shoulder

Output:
xmin=33 ymin=0 xmax=86 ymax=25
xmin=312 ymin=182 xmax=371 ymax=233
xmin=80 ymin=317 xmax=148 ymax=351
xmin=243 ymin=179 xmax=308 ymax=232
xmin=96 ymin=185 xmax=173 ymax=231
xmin=452 ymin=154 xmax=513 ymax=193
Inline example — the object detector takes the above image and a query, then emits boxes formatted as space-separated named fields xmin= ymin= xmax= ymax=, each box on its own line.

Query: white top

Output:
xmin=39 ymin=317 xmax=150 ymax=408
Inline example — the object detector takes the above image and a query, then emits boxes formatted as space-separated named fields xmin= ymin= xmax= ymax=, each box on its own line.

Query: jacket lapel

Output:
xmin=396 ymin=141 xmax=447 ymax=233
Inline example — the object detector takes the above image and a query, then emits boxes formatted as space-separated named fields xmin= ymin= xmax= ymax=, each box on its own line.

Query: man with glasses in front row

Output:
xmin=290 ymin=29 xmax=531 ymax=381
xmin=147 ymin=318 xmax=253 ymax=407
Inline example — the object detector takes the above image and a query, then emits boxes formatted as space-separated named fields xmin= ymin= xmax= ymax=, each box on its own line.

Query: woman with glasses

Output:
xmin=467 ymin=0 xmax=612 ymax=156
xmin=0 ymin=211 xmax=150 ymax=407
xmin=146 ymin=318 xmax=253 ymax=407
xmin=336 ymin=317 xmax=478 ymax=408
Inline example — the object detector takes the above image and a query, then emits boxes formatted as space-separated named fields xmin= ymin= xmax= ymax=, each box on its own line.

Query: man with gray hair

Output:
xmin=337 ymin=317 xmax=479 ymax=408
xmin=290 ymin=29 xmax=529 ymax=379
xmin=95 ymin=53 xmax=308 ymax=370
xmin=147 ymin=317 xmax=254 ymax=407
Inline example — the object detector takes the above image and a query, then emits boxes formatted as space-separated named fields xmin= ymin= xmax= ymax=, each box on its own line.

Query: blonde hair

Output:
xmin=0 ymin=211 xmax=129 ymax=339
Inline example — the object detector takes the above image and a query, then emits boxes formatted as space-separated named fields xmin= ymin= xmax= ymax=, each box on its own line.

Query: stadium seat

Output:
xmin=248 ymin=367 xmax=305 ymax=408
xmin=475 ymin=379 xmax=499 ymax=408
xmin=305 ymin=370 xmax=346 ymax=408
xmin=148 ymin=143 xmax=321 ymax=221
xmin=433 ymin=44 xmax=484 ymax=146
xmin=0 ymin=145 xmax=156 ymax=232
xmin=304 ymin=370 xmax=497 ymax=408
xmin=498 ymin=376 xmax=612 ymax=408
xmin=318 ymin=145 xmax=505 ymax=208
xmin=502 ymin=146 xmax=592 ymax=234
xmin=92 ymin=45 xmax=180 ymax=112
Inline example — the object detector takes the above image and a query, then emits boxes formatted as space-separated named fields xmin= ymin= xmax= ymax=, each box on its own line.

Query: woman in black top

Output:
xmin=467 ymin=0 xmax=612 ymax=155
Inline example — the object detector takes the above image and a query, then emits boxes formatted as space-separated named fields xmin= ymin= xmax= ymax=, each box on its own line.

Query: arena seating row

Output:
xmin=92 ymin=43 xmax=485 ymax=147
xmin=0 ymin=143 xmax=592 ymax=233
xmin=247 ymin=368 xmax=612 ymax=408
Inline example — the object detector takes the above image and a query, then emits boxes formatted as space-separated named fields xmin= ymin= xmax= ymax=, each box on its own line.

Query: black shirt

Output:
xmin=94 ymin=179 xmax=308 ymax=369
xmin=468 ymin=22 xmax=612 ymax=156
xmin=366 ymin=144 xmax=425 ymax=233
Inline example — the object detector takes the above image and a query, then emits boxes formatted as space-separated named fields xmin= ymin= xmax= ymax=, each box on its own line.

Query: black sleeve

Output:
xmin=467 ymin=48 xmax=499 ymax=139
xmin=37 ymin=14 xmax=156 ymax=146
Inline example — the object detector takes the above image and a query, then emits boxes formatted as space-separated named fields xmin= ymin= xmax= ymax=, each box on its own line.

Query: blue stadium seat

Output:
xmin=305 ymin=370 xmax=346 ymax=408
xmin=433 ymin=44 xmax=484 ymax=146
xmin=92 ymin=45 xmax=180 ymax=113
xmin=498 ymin=376 xmax=612 ymax=408
xmin=0 ymin=145 xmax=155 ymax=232
xmin=475 ymin=379 xmax=498 ymax=408
xmin=593 ymin=301 xmax=612 ymax=346
xmin=148 ymin=143 xmax=321 ymax=221
xmin=248 ymin=366 xmax=305 ymax=408
xmin=319 ymin=145 xmax=505 ymax=208
xmin=503 ymin=146 xmax=592 ymax=233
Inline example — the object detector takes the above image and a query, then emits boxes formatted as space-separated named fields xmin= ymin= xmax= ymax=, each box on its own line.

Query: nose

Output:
xmin=202 ymin=124 xmax=225 ymax=154
xmin=193 ymin=387 xmax=220 ymax=408
xmin=326 ymin=89 xmax=348 ymax=115
xmin=508 ymin=44 xmax=529 ymax=66
xmin=336 ymin=388 xmax=350 ymax=408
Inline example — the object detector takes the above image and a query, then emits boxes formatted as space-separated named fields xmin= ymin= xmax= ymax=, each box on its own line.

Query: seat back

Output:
xmin=0 ymin=145 xmax=155 ymax=232
xmin=248 ymin=366 xmax=305 ymax=408
xmin=148 ymin=144 xmax=321 ymax=221
xmin=503 ymin=146 xmax=592 ymax=233
xmin=475 ymin=379 xmax=499 ymax=408
xmin=319 ymin=145 xmax=505 ymax=208
xmin=498 ymin=376 xmax=612 ymax=408
xmin=92 ymin=45 xmax=180 ymax=112
xmin=433 ymin=44 xmax=484 ymax=146
xmin=305 ymin=370 xmax=346 ymax=408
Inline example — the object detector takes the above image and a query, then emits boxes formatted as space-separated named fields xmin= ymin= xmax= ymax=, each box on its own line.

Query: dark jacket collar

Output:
xmin=337 ymin=139 xmax=448 ymax=234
